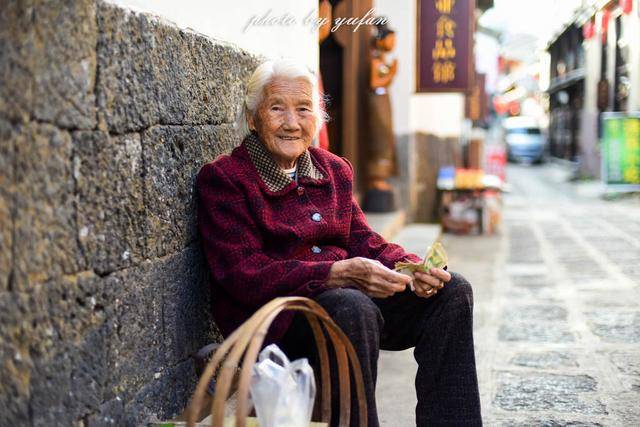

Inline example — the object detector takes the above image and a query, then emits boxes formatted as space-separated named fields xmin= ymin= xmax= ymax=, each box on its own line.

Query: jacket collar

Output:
xmin=244 ymin=132 xmax=324 ymax=192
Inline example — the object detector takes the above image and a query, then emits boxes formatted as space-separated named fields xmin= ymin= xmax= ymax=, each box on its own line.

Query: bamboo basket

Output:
xmin=185 ymin=296 xmax=368 ymax=427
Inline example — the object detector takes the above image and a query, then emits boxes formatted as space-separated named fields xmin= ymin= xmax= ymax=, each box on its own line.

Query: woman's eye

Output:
xmin=298 ymin=107 xmax=311 ymax=113
xmin=271 ymin=106 xmax=283 ymax=112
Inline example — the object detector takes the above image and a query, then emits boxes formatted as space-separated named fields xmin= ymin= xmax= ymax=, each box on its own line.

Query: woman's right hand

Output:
xmin=325 ymin=257 xmax=411 ymax=298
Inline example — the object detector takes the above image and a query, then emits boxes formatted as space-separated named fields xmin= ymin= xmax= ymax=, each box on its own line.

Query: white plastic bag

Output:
xmin=249 ymin=344 xmax=316 ymax=427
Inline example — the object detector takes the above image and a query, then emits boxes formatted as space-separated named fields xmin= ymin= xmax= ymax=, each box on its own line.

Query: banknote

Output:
xmin=394 ymin=241 xmax=448 ymax=280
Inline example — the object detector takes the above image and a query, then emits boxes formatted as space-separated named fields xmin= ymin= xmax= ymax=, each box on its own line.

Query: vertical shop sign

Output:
xmin=601 ymin=112 xmax=640 ymax=191
xmin=417 ymin=0 xmax=475 ymax=92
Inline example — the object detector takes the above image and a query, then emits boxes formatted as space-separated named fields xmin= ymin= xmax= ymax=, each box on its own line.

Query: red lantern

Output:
xmin=507 ymin=102 xmax=520 ymax=116
xmin=582 ymin=20 xmax=595 ymax=39
xmin=619 ymin=0 xmax=633 ymax=14
xmin=600 ymin=9 xmax=610 ymax=43
xmin=498 ymin=56 xmax=506 ymax=73
xmin=492 ymin=96 xmax=508 ymax=115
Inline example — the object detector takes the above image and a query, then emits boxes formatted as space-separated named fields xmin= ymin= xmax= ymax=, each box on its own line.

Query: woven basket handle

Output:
xmin=186 ymin=296 xmax=367 ymax=427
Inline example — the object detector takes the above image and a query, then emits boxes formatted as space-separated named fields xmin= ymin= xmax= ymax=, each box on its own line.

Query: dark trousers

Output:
xmin=279 ymin=272 xmax=482 ymax=427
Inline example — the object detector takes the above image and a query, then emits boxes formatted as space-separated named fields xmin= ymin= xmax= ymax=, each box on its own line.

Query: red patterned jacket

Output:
xmin=196 ymin=134 xmax=421 ymax=343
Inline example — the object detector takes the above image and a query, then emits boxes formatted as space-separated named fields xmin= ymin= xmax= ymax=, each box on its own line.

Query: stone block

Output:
xmin=606 ymin=250 xmax=640 ymax=262
xmin=584 ymin=290 xmax=639 ymax=308
xmin=102 ymin=246 xmax=216 ymax=404
xmin=510 ymin=275 xmax=552 ymax=289
xmin=29 ymin=327 xmax=108 ymax=427
xmin=142 ymin=124 xmax=237 ymax=258
xmin=74 ymin=131 xmax=145 ymax=275
xmin=0 ymin=0 xmax=97 ymax=128
xmin=498 ymin=322 xmax=575 ymax=343
xmin=587 ymin=237 xmax=634 ymax=253
xmin=0 ymin=273 xmax=112 ymax=426
xmin=609 ymin=351 xmax=640 ymax=391
xmin=0 ymin=118 xmax=13 ymax=291
xmin=96 ymin=2 xmax=258 ymax=133
xmin=610 ymin=351 xmax=640 ymax=377
xmin=510 ymin=351 xmax=578 ymax=369
xmin=607 ymin=391 xmax=640 ymax=424
xmin=0 ymin=1 xmax=33 ymax=122
xmin=504 ymin=305 xmax=568 ymax=322
xmin=499 ymin=419 xmax=603 ymax=426
xmin=585 ymin=309 xmax=640 ymax=343
xmin=506 ymin=286 xmax=559 ymax=302
xmin=0 ymin=267 xmax=186 ymax=424
xmin=33 ymin=273 xmax=112 ymax=353
xmin=124 ymin=359 xmax=196 ymax=425
xmin=160 ymin=245 xmax=216 ymax=364
xmin=0 ymin=292 xmax=33 ymax=426
xmin=94 ymin=4 xmax=158 ymax=133
xmin=494 ymin=372 xmax=606 ymax=414
xmin=499 ymin=305 xmax=574 ymax=342
xmin=507 ymin=251 xmax=544 ymax=264
xmin=13 ymin=122 xmax=81 ymax=289
xmin=85 ymin=397 xmax=126 ymax=427
xmin=507 ymin=243 xmax=542 ymax=265
xmin=621 ymin=264 xmax=640 ymax=281
xmin=28 ymin=351 xmax=74 ymax=427
xmin=103 ymin=262 xmax=165 ymax=402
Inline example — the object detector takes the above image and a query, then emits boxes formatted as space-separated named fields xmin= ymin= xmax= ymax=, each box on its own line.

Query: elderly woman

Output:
xmin=196 ymin=60 xmax=481 ymax=426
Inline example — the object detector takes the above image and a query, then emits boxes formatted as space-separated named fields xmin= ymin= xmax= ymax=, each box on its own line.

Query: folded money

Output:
xmin=394 ymin=241 xmax=448 ymax=279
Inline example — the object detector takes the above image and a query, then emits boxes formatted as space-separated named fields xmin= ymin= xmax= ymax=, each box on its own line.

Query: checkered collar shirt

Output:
xmin=244 ymin=132 xmax=324 ymax=192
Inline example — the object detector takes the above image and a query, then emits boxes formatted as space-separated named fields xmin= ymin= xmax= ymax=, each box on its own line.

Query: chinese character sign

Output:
xmin=417 ymin=0 xmax=474 ymax=92
xmin=602 ymin=113 xmax=640 ymax=188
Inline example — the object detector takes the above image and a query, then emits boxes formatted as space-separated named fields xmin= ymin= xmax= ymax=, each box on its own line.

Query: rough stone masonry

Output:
xmin=0 ymin=1 xmax=259 ymax=425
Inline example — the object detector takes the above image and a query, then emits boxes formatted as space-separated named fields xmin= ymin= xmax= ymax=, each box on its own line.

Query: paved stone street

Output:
xmin=377 ymin=164 xmax=640 ymax=426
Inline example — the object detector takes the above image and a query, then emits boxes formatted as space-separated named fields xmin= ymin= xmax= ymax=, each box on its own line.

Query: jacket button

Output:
xmin=311 ymin=212 xmax=322 ymax=222
xmin=297 ymin=186 xmax=305 ymax=195
xmin=311 ymin=245 xmax=322 ymax=254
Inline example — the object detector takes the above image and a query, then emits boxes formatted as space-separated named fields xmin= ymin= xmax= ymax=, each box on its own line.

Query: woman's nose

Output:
xmin=282 ymin=110 xmax=300 ymax=130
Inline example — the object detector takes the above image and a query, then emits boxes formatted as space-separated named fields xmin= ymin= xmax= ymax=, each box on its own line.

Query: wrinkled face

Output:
xmin=249 ymin=77 xmax=317 ymax=169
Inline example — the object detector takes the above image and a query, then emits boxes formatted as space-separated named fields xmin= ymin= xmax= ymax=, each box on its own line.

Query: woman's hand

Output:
xmin=326 ymin=257 xmax=412 ymax=298
xmin=413 ymin=268 xmax=451 ymax=299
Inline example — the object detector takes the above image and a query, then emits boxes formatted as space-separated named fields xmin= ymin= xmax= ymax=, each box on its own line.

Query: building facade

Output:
xmin=546 ymin=0 xmax=640 ymax=177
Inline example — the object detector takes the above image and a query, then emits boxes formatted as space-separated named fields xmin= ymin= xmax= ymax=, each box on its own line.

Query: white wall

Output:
xmin=475 ymin=32 xmax=500 ymax=94
xmin=374 ymin=0 xmax=416 ymax=135
xmin=105 ymin=0 xmax=319 ymax=71
xmin=409 ymin=94 xmax=466 ymax=137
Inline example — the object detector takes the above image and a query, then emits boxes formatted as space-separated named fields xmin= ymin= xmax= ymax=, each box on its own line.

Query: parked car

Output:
xmin=503 ymin=116 xmax=546 ymax=163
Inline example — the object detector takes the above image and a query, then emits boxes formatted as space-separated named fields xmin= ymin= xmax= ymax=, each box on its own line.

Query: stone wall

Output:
xmin=0 ymin=1 xmax=259 ymax=425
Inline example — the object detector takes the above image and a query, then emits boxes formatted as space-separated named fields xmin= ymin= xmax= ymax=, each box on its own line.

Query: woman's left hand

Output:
xmin=413 ymin=268 xmax=451 ymax=299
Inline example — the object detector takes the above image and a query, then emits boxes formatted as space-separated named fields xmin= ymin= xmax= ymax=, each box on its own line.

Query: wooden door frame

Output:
xmin=339 ymin=0 xmax=372 ymax=199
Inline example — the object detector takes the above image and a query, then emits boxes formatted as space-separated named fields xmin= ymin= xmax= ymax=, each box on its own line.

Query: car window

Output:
xmin=507 ymin=127 xmax=541 ymax=135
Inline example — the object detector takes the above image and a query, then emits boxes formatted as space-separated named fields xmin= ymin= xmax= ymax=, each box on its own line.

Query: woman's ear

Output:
xmin=247 ymin=113 xmax=256 ymax=132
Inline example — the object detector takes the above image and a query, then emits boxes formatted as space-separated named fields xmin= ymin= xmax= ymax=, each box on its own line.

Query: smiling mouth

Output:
xmin=278 ymin=136 xmax=300 ymax=141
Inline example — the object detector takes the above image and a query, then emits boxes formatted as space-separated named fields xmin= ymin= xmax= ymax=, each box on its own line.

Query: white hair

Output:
xmin=237 ymin=59 xmax=327 ymax=139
